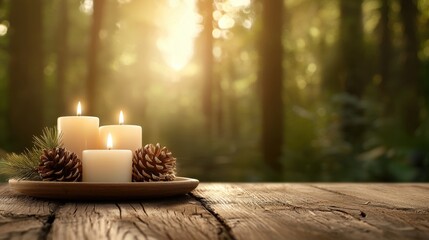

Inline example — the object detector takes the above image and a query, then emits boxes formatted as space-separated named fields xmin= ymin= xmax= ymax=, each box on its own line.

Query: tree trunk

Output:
xmin=197 ymin=0 xmax=214 ymax=136
xmin=8 ymin=0 xmax=44 ymax=151
xmin=399 ymin=0 xmax=420 ymax=135
xmin=379 ymin=0 xmax=391 ymax=109
xmin=228 ymin=60 xmax=238 ymax=140
xmin=56 ymin=0 xmax=69 ymax=116
xmin=215 ymin=72 xmax=224 ymax=137
xmin=338 ymin=0 xmax=365 ymax=146
xmin=259 ymin=0 xmax=284 ymax=171
xmin=86 ymin=0 xmax=105 ymax=115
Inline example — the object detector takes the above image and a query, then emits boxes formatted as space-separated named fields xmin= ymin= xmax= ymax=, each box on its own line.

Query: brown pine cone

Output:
xmin=38 ymin=147 xmax=82 ymax=182
xmin=132 ymin=143 xmax=176 ymax=182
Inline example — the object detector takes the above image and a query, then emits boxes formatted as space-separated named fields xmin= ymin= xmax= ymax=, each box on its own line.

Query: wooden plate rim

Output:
xmin=8 ymin=177 xmax=199 ymax=200
xmin=8 ymin=176 xmax=199 ymax=186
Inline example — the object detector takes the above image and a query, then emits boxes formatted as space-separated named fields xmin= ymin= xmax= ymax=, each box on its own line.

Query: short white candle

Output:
xmin=99 ymin=111 xmax=142 ymax=151
xmin=57 ymin=102 xmax=99 ymax=159
xmin=82 ymin=134 xmax=132 ymax=182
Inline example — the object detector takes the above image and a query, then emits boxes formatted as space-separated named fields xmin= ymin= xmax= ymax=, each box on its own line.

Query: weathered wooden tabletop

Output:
xmin=0 ymin=183 xmax=428 ymax=240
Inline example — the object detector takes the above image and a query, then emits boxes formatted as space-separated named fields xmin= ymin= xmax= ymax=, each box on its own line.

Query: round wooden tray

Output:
xmin=8 ymin=177 xmax=199 ymax=200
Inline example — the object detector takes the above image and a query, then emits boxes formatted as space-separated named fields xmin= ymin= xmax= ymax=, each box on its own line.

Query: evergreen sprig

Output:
xmin=0 ymin=152 xmax=40 ymax=180
xmin=0 ymin=127 xmax=62 ymax=180
xmin=33 ymin=127 xmax=63 ymax=150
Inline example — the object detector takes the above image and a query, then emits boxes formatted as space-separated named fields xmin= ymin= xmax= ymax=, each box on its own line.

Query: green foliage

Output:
xmin=0 ymin=127 xmax=61 ymax=180
xmin=33 ymin=127 xmax=63 ymax=150
xmin=1 ymin=0 xmax=429 ymax=182
xmin=0 ymin=152 xmax=41 ymax=180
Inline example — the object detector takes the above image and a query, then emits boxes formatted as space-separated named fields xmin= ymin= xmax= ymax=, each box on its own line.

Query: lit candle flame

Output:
xmin=119 ymin=111 xmax=124 ymax=125
xmin=107 ymin=133 xmax=113 ymax=149
xmin=77 ymin=101 xmax=82 ymax=116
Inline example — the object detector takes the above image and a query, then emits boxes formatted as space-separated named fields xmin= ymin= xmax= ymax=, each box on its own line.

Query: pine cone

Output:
xmin=38 ymin=148 xmax=82 ymax=182
xmin=132 ymin=143 xmax=176 ymax=182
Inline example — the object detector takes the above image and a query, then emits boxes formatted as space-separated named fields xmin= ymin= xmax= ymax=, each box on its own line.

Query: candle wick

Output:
xmin=108 ymin=147 xmax=111 ymax=150
xmin=119 ymin=123 xmax=124 ymax=125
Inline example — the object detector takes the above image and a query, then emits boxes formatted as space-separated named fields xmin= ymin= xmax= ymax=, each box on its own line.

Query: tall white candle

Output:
xmin=99 ymin=111 xmax=142 ymax=151
xmin=57 ymin=102 xmax=99 ymax=159
xmin=82 ymin=133 xmax=133 ymax=182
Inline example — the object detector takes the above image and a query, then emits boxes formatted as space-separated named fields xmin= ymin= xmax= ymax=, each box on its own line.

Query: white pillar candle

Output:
xmin=57 ymin=102 xmax=99 ymax=159
xmin=82 ymin=134 xmax=133 ymax=182
xmin=99 ymin=111 xmax=142 ymax=151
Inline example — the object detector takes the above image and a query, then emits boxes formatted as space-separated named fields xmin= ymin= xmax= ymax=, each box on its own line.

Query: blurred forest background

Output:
xmin=0 ymin=0 xmax=429 ymax=182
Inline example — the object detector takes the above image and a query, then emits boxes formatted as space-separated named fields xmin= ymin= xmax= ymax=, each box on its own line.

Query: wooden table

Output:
xmin=0 ymin=183 xmax=428 ymax=240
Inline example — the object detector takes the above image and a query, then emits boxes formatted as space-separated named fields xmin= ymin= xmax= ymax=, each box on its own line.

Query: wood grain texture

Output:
xmin=192 ymin=183 xmax=429 ymax=240
xmin=312 ymin=183 xmax=429 ymax=208
xmin=1 ymin=183 xmax=429 ymax=240
xmin=0 ymin=185 xmax=58 ymax=240
xmin=49 ymin=195 xmax=225 ymax=240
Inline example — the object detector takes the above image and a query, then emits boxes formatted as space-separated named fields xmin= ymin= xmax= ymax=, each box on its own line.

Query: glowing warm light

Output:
xmin=307 ymin=63 xmax=317 ymax=74
xmin=0 ymin=23 xmax=8 ymax=36
xmin=157 ymin=0 xmax=200 ymax=71
xmin=310 ymin=27 xmax=320 ymax=38
xmin=212 ymin=0 xmax=252 ymax=40
xmin=77 ymin=102 xmax=82 ymax=116
xmin=229 ymin=0 xmax=251 ymax=8
xmin=119 ymin=111 xmax=124 ymax=125
xmin=79 ymin=0 xmax=93 ymax=14
xmin=213 ymin=46 xmax=222 ymax=59
xmin=107 ymin=133 xmax=113 ymax=149
xmin=157 ymin=0 xmax=251 ymax=70
xmin=213 ymin=10 xmax=222 ymax=21
xmin=119 ymin=53 xmax=136 ymax=66
xmin=297 ymin=77 xmax=307 ymax=90
xmin=212 ymin=29 xmax=222 ymax=39
xmin=242 ymin=19 xmax=252 ymax=29
xmin=218 ymin=15 xmax=235 ymax=29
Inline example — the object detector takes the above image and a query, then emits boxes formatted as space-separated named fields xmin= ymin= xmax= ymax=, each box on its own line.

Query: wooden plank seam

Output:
xmin=188 ymin=192 xmax=237 ymax=240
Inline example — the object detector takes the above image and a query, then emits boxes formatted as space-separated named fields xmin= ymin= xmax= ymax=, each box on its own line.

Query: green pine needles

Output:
xmin=0 ymin=127 xmax=62 ymax=180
